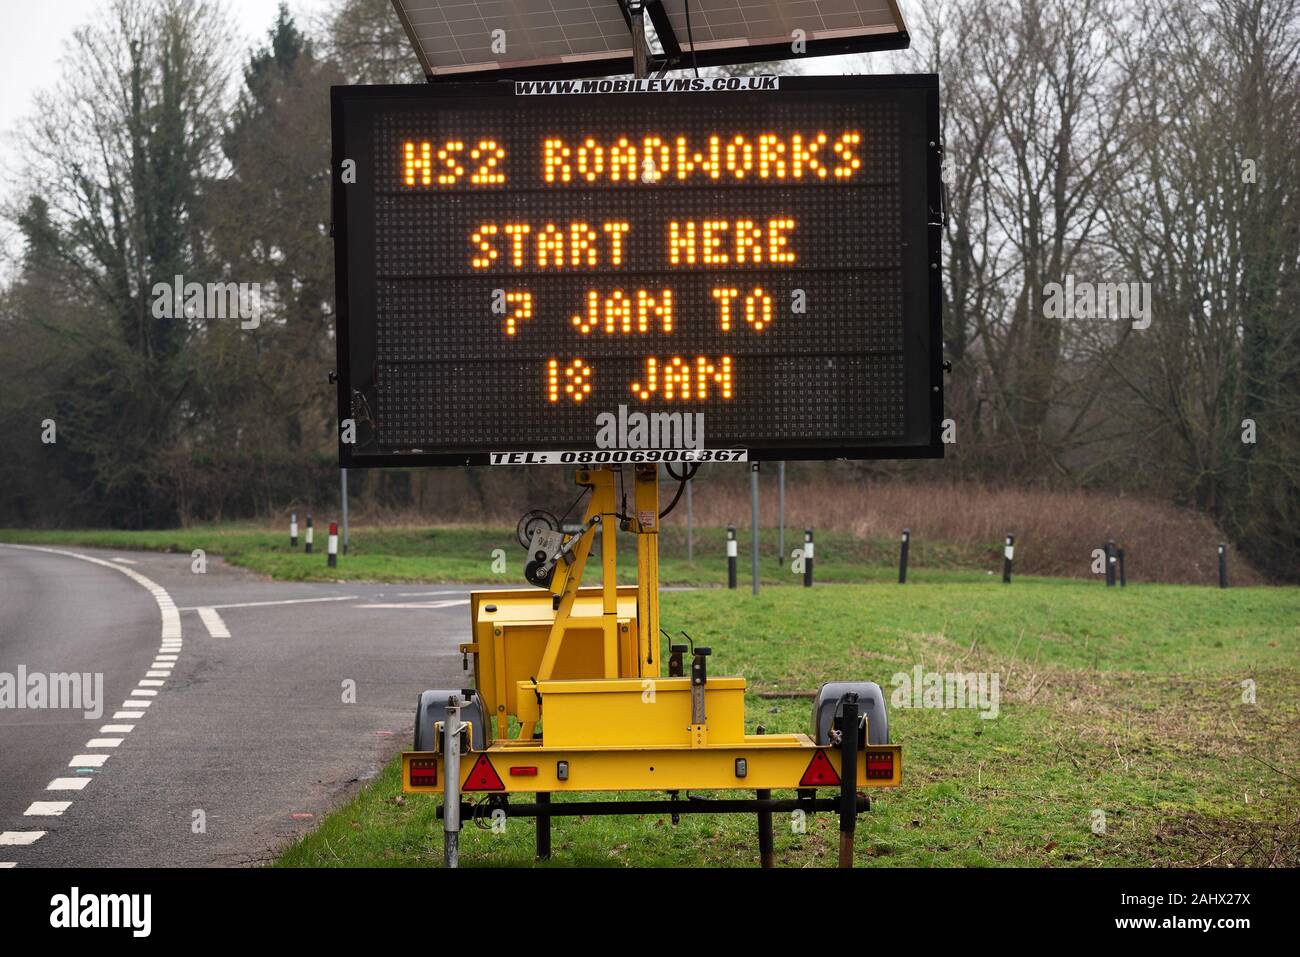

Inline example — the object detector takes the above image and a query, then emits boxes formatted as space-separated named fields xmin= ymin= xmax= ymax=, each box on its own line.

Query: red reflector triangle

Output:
xmin=799 ymin=750 xmax=841 ymax=787
xmin=462 ymin=754 xmax=505 ymax=791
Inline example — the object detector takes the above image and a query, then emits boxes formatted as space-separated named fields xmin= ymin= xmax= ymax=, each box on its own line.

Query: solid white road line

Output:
xmin=356 ymin=599 xmax=470 ymax=610
xmin=178 ymin=595 xmax=358 ymax=611
xmin=0 ymin=832 xmax=45 ymax=845
xmin=47 ymin=779 xmax=90 ymax=791
xmin=70 ymin=754 xmax=109 ymax=768
xmin=24 ymin=802 xmax=72 ymax=816
xmin=100 ymin=725 xmax=134 ymax=733
xmin=196 ymin=606 xmax=230 ymax=637
xmin=0 ymin=863 xmax=15 ymax=868
xmin=85 ymin=738 xmax=123 ymax=748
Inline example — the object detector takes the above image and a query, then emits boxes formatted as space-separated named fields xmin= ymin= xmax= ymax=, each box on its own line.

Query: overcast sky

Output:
xmin=0 ymin=1 xmax=334 ymax=267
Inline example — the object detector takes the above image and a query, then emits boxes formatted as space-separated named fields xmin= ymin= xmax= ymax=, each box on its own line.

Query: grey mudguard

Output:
xmin=813 ymin=681 xmax=889 ymax=746
xmin=414 ymin=690 xmax=488 ymax=751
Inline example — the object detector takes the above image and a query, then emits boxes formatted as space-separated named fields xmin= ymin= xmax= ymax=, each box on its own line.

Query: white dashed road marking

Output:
xmin=24 ymin=802 xmax=72 ymax=816
xmin=100 ymin=725 xmax=134 ymax=733
xmin=47 ymin=779 xmax=91 ymax=791
xmin=196 ymin=606 xmax=230 ymax=637
xmin=70 ymin=754 xmax=109 ymax=768
xmin=85 ymin=739 xmax=123 ymax=748
xmin=0 ymin=832 xmax=46 ymax=845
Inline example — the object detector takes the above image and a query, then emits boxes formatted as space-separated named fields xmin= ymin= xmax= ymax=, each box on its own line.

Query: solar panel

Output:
xmin=390 ymin=0 xmax=908 ymax=80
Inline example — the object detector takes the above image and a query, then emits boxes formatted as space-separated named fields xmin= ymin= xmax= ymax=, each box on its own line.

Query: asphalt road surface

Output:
xmin=0 ymin=543 xmax=479 ymax=866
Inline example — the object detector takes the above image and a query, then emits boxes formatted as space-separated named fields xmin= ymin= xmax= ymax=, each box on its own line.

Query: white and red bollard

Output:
xmin=328 ymin=522 xmax=339 ymax=568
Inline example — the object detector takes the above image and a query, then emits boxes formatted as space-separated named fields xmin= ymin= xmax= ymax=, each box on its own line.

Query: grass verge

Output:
xmin=273 ymin=579 xmax=1299 ymax=867
xmin=0 ymin=523 xmax=1006 ymax=587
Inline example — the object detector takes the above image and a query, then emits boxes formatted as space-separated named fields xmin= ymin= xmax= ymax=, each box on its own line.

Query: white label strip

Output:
xmin=515 ymin=76 xmax=779 ymax=95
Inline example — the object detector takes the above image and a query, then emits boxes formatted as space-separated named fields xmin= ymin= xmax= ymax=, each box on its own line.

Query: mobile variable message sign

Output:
xmin=331 ymin=75 xmax=942 ymax=467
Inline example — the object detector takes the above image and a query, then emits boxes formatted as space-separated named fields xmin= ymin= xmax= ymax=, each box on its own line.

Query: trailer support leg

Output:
xmin=756 ymin=725 xmax=775 ymax=868
xmin=443 ymin=697 xmax=462 ymax=869
xmin=838 ymin=694 xmax=859 ymax=868
xmin=757 ymin=791 xmax=775 ymax=868
xmin=536 ymin=792 xmax=551 ymax=860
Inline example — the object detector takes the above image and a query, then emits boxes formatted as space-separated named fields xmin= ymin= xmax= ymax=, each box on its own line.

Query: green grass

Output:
xmin=272 ymin=580 xmax=1300 ymax=868
xmin=0 ymin=523 xmax=1000 ymax=587
xmin=6 ymin=522 xmax=1296 ymax=867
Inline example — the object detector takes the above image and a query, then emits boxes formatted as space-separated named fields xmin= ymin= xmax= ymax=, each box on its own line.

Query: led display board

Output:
xmin=331 ymin=74 xmax=942 ymax=467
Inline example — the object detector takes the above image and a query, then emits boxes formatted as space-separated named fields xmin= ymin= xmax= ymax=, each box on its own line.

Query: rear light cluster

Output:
xmin=409 ymin=758 xmax=437 ymax=787
xmin=865 ymin=751 xmax=895 ymax=780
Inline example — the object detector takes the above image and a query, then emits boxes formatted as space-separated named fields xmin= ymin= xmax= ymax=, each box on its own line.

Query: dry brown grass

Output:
xmin=343 ymin=470 xmax=1264 ymax=585
xmin=679 ymin=478 xmax=1265 ymax=585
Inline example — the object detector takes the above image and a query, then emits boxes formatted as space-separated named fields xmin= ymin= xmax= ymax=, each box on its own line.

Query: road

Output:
xmin=0 ymin=544 xmax=480 ymax=866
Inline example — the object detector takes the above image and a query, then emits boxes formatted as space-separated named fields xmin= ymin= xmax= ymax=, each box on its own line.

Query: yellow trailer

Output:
xmin=402 ymin=464 xmax=899 ymax=867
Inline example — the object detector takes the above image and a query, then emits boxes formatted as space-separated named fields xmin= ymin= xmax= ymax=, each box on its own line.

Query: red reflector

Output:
xmin=509 ymin=766 xmax=539 ymax=777
xmin=462 ymin=754 xmax=505 ymax=791
xmin=799 ymin=750 xmax=841 ymax=787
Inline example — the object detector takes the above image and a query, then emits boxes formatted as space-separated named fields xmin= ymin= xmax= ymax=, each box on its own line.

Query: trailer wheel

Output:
xmin=812 ymin=681 xmax=889 ymax=746
xmin=414 ymin=690 xmax=488 ymax=751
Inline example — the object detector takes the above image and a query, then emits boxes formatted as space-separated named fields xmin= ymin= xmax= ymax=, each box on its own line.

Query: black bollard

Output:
xmin=290 ymin=512 xmax=298 ymax=548
xmin=1118 ymin=547 xmax=1126 ymax=587
xmin=1002 ymin=534 xmax=1014 ymax=583
xmin=1218 ymin=543 xmax=1228 ymax=589
xmin=899 ymin=528 xmax=910 ymax=584
xmin=305 ymin=514 xmax=314 ymax=554
xmin=1105 ymin=540 xmax=1116 ymax=588
xmin=803 ymin=528 xmax=814 ymax=588
xmin=727 ymin=525 xmax=737 ymax=590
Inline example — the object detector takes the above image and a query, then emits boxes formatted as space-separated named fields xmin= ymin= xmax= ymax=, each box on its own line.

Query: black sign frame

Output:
xmin=331 ymin=75 xmax=943 ymax=468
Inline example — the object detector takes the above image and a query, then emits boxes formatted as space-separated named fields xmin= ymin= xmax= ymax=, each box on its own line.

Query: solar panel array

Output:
xmin=390 ymin=0 xmax=906 ymax=77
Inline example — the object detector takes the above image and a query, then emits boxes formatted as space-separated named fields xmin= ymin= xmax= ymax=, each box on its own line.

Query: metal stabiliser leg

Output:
xmin=838 ymin=693 xmax=860 ymax=868
xmin=443 ymin=696 xmax=462 ymax=868
xmin=756 ymin=726 xmax=775 ymax=868
xmin=536 ymin=792 xmax=551 ymax=860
